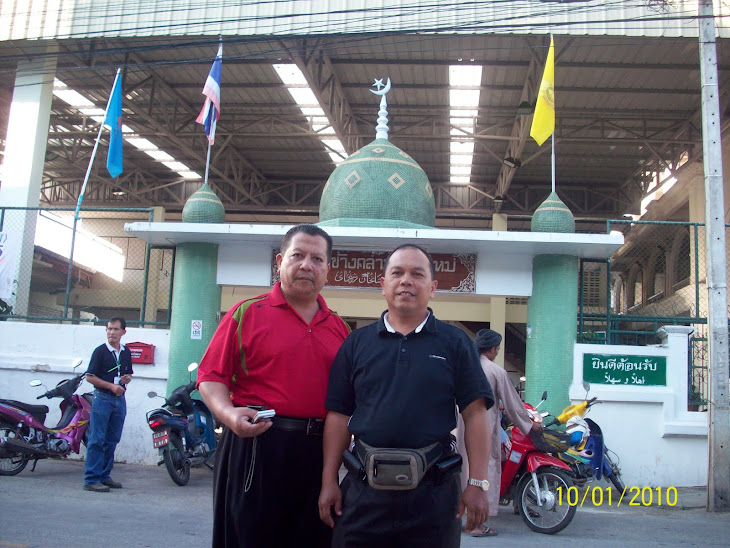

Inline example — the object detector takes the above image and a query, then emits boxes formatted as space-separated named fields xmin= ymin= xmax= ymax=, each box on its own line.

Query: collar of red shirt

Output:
xmin=269 ymin=281 xmax=332 ymax=314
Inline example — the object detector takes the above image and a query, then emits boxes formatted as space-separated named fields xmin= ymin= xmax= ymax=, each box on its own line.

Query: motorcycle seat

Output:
xmin=0 ymin=399 xmax=49 ymax=424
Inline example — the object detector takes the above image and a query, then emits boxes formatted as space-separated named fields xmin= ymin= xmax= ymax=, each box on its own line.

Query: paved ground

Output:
xmin=1 ymin=459 xmax=728 ymax=547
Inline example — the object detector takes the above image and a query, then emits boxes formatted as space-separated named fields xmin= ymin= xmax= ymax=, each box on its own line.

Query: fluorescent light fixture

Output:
xmin=273 ymin=63 xmax=348 ymax=164
xmin=502 ymin=157 xmax=522 ymax=169
xmin=448 ymin=65 xmax=482 ymax=184
xmin=179 ymin=171 xmax=202 ymax=180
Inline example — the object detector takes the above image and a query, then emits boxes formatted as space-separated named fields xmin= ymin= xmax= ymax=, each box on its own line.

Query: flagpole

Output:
xmin=63 ymin=68 xmax=121 ymax=318
xmin=203 ymin=138 xmax=212 ymax=186
xmin=550 ymin=33 xmax=556 ymax=194
xmin=551 ymin=132 xmax=556 ymax=193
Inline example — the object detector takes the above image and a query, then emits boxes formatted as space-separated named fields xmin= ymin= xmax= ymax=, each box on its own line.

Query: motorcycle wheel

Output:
xmin=163 ymin=432 xmax=190 ymax=486
xmin=604 ymin=450 xmax=625 ymax=493
xmin=0 ymin=421 xmax=29 ymax=476
xmin=516 ymin=467 xmax=577 ymax=535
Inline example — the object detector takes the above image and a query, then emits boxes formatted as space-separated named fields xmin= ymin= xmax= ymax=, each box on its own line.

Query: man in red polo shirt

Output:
xmin=197 ymin=224 xmax=349 ymax=548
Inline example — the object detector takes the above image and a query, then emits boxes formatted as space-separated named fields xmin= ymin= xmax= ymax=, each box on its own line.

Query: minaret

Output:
xmin=166 ymin=183 xmax=225 ymax=395
xmin=524 ymin=191 xmax=578 ymax=413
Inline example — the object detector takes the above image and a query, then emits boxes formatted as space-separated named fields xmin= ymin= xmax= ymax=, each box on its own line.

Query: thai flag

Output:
xmin=196 ymin=44 xmax=222 ymax=144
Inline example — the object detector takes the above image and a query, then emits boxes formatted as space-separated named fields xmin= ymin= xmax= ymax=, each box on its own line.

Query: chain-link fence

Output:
xmin=577 ymin=219 xmax=730 ymax=410
xmin=0 ymin=207 xmax=174 ymax=327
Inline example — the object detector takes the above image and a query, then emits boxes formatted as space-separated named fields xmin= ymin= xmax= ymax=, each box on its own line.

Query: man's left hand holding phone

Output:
xmin=226 ymin=405 xmax=275 ymax=438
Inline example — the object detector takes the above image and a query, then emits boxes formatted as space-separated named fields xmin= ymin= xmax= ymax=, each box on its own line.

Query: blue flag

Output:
xmin=104 ymin=71 xmax=123 ymax=178
xmin=196 ymin=44 xmax=222 ymax=144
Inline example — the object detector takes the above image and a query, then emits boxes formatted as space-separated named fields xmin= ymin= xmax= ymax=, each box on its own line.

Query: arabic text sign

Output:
xmin=583 ymin=353 xmax=667 ymax=387
xmin=272 ymin=250 xmax=476 ymax=292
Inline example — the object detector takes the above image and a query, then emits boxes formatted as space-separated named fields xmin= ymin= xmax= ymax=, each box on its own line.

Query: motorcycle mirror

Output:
xmin=187 ymin=362 xmax=199 ymax=372
xmin=147 ymin=391 xmax=158 ymax=398
xmin=582 ymin=381 xmax=590 ymax=394
xmin=71 ymin=358 xmax=83 ymax=369
xmin=541 ymin=391 xmax=547 ymax=402
xmin=29 ymin=379 xmax=43 ymax=387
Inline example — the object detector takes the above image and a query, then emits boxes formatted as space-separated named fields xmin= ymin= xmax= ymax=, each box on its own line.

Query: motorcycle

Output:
xmin=0 ymin=359 xmax=92 ymax=476
xmin=146 ymin=363 xmax=217 ymax=486
xmin=547 ymin=381 xmax=625 ymax=493
xmin=499 ymin=391 xmax=577 ymax=535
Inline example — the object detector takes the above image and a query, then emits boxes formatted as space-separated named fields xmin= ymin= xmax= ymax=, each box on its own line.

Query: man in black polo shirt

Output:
xmin=319 ymin=244 xmax=494 ymax=547
xmin=83 ymin=317 xmax=133 ymax=492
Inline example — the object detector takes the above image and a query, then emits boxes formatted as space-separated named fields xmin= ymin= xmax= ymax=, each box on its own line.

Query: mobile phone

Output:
xmin=252 ymin=409 xmax=276 ymax=423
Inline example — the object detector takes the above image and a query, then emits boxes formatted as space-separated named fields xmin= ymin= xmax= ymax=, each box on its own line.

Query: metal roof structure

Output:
xmin=0 ymin=6 xmax=728 ymax=232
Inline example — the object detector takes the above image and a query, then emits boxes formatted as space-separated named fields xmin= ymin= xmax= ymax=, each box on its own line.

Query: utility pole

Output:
xmin=698 ymin=0 xmax=730 ymax=512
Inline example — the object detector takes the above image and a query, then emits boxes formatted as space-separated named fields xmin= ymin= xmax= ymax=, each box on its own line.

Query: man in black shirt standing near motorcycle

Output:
xmin=83 ymin=317 xmax=133 ymax=492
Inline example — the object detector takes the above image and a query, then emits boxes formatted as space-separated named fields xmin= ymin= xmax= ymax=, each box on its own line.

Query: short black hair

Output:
xmin=280 ymin=224 xmax=333 ymax=260
xmin=383 ymin=244 xmax=436 ymax=279
xmin=108 ymin=316 xmax=126 ymax=330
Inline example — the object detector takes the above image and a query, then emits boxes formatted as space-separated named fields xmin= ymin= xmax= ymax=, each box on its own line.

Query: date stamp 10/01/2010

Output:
xmin=556 ymin=486 xmax=679 ymax=507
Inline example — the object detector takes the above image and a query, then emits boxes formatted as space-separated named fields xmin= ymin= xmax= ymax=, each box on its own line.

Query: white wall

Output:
xmin=571 ymin=326 xmax=708 ymax=487
xmin=0 ymin=322 xmax=171 ymax=465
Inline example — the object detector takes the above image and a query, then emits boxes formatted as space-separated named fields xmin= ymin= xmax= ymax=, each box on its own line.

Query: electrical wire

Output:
xmin=0 ymin=0 xmax=721 ymax=117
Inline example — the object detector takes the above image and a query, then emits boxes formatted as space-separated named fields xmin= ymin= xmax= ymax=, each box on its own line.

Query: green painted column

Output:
xmin=166 ymin=183 xmax=225 ymax=396
xmin=524 ymin=192 xmax=578 ymax=414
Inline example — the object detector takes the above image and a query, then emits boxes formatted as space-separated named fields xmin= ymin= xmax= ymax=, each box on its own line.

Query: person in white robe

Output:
xmin=457 ymin=329 xmax=539 ymax=537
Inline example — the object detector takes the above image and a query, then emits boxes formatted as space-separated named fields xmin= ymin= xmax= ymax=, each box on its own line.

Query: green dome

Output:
xmin=318 ymin=139 xmax=435 ymax=228
xmin=531 ymin=191 xmax=575 ymax=233
xmin=182 ymin=183 xmax=225 ymax=223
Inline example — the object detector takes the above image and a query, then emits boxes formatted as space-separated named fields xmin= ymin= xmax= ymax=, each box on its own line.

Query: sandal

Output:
xmin=467 ymin=525 xmax=498 ymax=537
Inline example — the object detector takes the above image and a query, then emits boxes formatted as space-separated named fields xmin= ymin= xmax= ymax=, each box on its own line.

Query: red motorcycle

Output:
xmin=499 ymin=392 xmax=577 ymax=534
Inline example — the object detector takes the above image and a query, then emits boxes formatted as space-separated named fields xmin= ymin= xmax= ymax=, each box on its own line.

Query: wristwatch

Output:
xmin=468 ymin=478 xmax=490 ymax=491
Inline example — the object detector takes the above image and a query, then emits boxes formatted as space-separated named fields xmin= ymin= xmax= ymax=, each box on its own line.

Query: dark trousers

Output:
xmin=212 ymin=425 xmax=331 ymax=548
xmin=84 ymin=390 xmax=125 ymax=485
xmin=332 ymin=470 xmax=462 ymax=548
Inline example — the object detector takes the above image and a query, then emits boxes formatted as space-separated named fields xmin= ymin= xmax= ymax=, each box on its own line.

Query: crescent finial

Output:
xmin=370 ymin=77 xmax=391 ymax=96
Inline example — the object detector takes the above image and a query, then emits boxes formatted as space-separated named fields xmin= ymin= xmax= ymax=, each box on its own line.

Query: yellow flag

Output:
xmin=530 ymin=37 xmax=555 ymax=146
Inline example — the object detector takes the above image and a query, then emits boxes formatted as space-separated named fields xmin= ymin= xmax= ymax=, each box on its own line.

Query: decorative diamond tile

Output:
xmin=424 ymin=182 xmax=433 ymax=197
xmin=388 ymin=173 xmax=406 ymax=189
xmin=372 ymin=147 xmax=385 ymax=154
xmin=344 ymin=170 xmax=362 ymax=189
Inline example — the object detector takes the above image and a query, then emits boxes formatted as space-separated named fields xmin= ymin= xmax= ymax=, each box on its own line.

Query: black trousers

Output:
xmin=332 ymin=470 xmax=462 ymax=548
xmin=212 ymin=426 xmax=331 ymax=548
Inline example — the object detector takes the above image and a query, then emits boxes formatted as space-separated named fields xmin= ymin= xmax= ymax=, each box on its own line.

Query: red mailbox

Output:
xmin=126 ymin=342 xmax=155 ymax=364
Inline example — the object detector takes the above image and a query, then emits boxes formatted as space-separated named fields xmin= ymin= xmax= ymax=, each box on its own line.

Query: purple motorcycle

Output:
xmin=0 ymin=359 xmax=92 ymax=476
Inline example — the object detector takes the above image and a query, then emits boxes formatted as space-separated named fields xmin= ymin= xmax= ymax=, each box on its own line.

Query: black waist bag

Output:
xmin=354 ymin=439 xmax=444 ymax=491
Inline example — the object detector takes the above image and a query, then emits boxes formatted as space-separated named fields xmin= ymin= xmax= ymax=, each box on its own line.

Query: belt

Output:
xmin=271 ymin=416 xmax=324 ymax=436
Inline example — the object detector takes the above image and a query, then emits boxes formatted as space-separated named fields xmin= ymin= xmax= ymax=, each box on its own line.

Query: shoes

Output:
xmin=102 ymin=479 xmax=123 ymax=489
xmin=467 ymin=525 xmax=498 ymax=537
xmin=83 ymin=483 xmax=110 ymax=493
